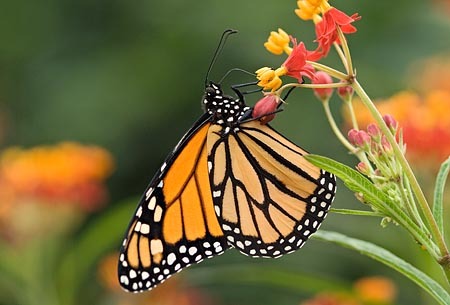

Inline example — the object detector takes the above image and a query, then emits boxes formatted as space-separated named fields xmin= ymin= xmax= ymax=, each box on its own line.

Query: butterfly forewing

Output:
xmin=207 ymin=120 xmax=336 ymax=258
xmin=119 ymin=81 xmax=337 ymax=293
xmin=118 ymin=115 xmax=228 ymax=292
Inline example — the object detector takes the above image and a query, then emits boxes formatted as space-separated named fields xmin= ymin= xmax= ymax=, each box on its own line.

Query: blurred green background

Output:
xmin=0 ymin=0 xmax=449 ymax=305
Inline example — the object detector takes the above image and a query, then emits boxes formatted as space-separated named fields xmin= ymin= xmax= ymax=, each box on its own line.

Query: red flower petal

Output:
xmin=282 ymin=39 xmax=316 ymax=81
xmin=311 ymin=8 xmax=361 ymax=60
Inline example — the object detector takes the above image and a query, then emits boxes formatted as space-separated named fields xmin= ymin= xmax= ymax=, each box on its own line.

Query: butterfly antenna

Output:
xmin=219 ymin=68 xmax=255 ymax=84
xmin=280 ymin=87 xmax=296 ymax=105
xmin=205 ymin=29 xmax=238 ymax=87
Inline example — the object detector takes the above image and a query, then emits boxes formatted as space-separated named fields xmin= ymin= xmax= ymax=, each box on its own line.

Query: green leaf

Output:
xmin=57 ymin=198 xmax=138 ymax=305
xmin=329 ymin=208 xmax=383 ymax=217
xmin=433 ymin=157 xmax=450 ymax=236
xmin=313 ymin=230 xmax=450 ymax=305
xmin=304 ymin=154 xmax=438 ymax=256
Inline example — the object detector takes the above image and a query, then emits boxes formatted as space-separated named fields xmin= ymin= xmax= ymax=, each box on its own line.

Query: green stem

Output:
xmin=330 ymin=208 xmax=383 ymax=217
xmin=352 ymin=80 xmax=449 ymax=263
xmin=308 ymin=61 xmax=348 ymax=80
xmin=336 ymin=27 xmax=354 ymax=78
xmin=322 ymin=100 xmax=373 ymax=172
xmin=322 ymin=100 xmax=355 ymax=153
xmin=345 ymin=99 xmax=359 ymax=130
xmin=333 ymin=42 xmax=349 ymax=74
xmin=403 ymin=172 xmax=429 ymax=232
xmin=278 ymin=82 xmax=348 ymax=92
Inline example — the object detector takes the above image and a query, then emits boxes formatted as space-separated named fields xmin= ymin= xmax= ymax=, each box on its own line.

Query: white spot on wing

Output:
xmin=120 ymin=275 xmax=129 ymax=285
xmin=148 ymin=196 xmax=156 ymax=210
xmin=154 ymin=205 xmax=163 ymax=222
xmin=140 ymin=223 xmax=150 ymax=234
xmin=167 ymin=253 xmax=176 ymax=265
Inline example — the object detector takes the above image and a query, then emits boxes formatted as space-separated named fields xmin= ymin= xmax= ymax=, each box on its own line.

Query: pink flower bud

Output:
xmin=312 ymin=71 xmax=333 ymax=101
xmin=382 ymin=114 xmax=398 ymax=132
xmin=337 ymin=83 xmax=354 ymax=102
xmin=381 ymin=136 xmax=393 ymax=154
xmin=348 ymin=129 xmax=359 ymax=145
xmin=348 ymin=129 xmax=371 ymax=148
xmin=252 ymin=94 xmax=280 ymax=124
xmin=367 ymin=123 xmax=381 ymax=140
xmin=356 ymin=161 xmax=370 ymax=175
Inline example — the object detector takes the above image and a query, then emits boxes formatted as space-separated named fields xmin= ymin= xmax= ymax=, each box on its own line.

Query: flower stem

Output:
xmin=276 ymin=82 xmax=348 ymax=97
xmin=322 ymin=99 xmax=355 ymax=153
xmin=336 ymin=27 xmax=354 ymax=78
xmin=322 ymin=99 xmax=373 ymax=171
xmin=308 ymin=61 xmax=348 ymax=80
xmin=352 ymin=79 xmax=449 ymax=262
xmin=345 ymin=99 xmax=359 ymax=130
xmin=333 ymin=42 xmax=349 ymax=74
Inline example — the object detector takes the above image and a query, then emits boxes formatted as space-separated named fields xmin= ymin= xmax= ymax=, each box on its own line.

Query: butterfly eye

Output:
xmin=205 ymin=86 xmax=216 ymax=96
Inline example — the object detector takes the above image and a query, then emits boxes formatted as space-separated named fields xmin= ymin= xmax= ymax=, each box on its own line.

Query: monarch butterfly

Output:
xmin=118 ymin=32 xmax=336 ymax=293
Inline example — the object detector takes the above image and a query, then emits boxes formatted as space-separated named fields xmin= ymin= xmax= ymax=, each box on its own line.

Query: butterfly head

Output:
xmin=203 ymin=82 xmax=251 ymax=130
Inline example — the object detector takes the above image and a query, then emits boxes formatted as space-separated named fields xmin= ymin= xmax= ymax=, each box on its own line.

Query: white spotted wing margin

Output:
xmin=118 ymin=112 xmax=229 ymax=292
xmin=207 ymin=120 xmax=336 ymax=258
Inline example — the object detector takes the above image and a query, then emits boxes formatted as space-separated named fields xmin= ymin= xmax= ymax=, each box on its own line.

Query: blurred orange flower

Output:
xmin=98 ymin=252 xmax=214 ymax=305
xmin=353 ymin=276 xmax=397 ymax=304
xmin=300 ymin=276 xmax=396 ymax=305
xmin=0 ymin=142 xmax=113 ymax=211
xmin=343 ymin=90 xmax=450 ymax=167
xmin=300 ymin=293 xmax=360 ymax=305
xmin=0 ymin=142 xmax=114 ymax=243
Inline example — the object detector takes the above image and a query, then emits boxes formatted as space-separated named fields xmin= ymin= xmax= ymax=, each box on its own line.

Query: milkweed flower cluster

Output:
xmin=347 ymin=116 xmax=412 ymax=221
xmin=253 ymin=0 xmax=360 ymax=121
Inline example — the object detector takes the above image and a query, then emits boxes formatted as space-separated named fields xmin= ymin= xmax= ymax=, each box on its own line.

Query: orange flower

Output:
xmin=0 ymin=142 xmax=114 ymax=211
xmin=354 ymin=276 xmax=397 ymax=304
xmin=343 ymin=90 xmax=450 ymax=166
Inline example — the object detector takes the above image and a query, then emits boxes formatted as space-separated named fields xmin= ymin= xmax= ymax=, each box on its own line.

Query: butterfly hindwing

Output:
xmin=119 ymin=81 xmax=337 ymax=293
xmin=118 ymin=114 xmax=228 ymax=292
xmin=207 ymin=120 xmax=336 ymax=258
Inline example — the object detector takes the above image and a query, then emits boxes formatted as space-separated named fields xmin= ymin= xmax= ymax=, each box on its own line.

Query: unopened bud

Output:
xmin=381 ymin=136 xmax=393 ymax=154
xmin=312 ymin=71 xmax=333 ymax=101
xmin=382 ymin=114 xmax=398 ymax=134
xmin=337 ymin=83 xmax=354 ymax=102
xmin=367 ymin=123 xmax=381 ymax=141
xmin=348 ymin=129 xmax=371 ymax=148
xmin=252 ymin=94 xmax=280 ymax=124
xmin=356 ymin=161 xmax=370 ymax=175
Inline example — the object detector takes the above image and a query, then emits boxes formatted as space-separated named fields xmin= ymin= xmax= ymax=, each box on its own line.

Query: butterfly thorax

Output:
xmin=203 ymin=82 xmax=251 ymax=134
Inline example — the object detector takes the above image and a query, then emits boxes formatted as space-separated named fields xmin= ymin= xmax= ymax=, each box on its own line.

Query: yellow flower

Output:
xmin=295 ymin=0 xmax=330 ymax=22
xmin=264 ymin=28 xmax=292 ymax=55
xmin=255 ymin=67 xmax=285 ymax=91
